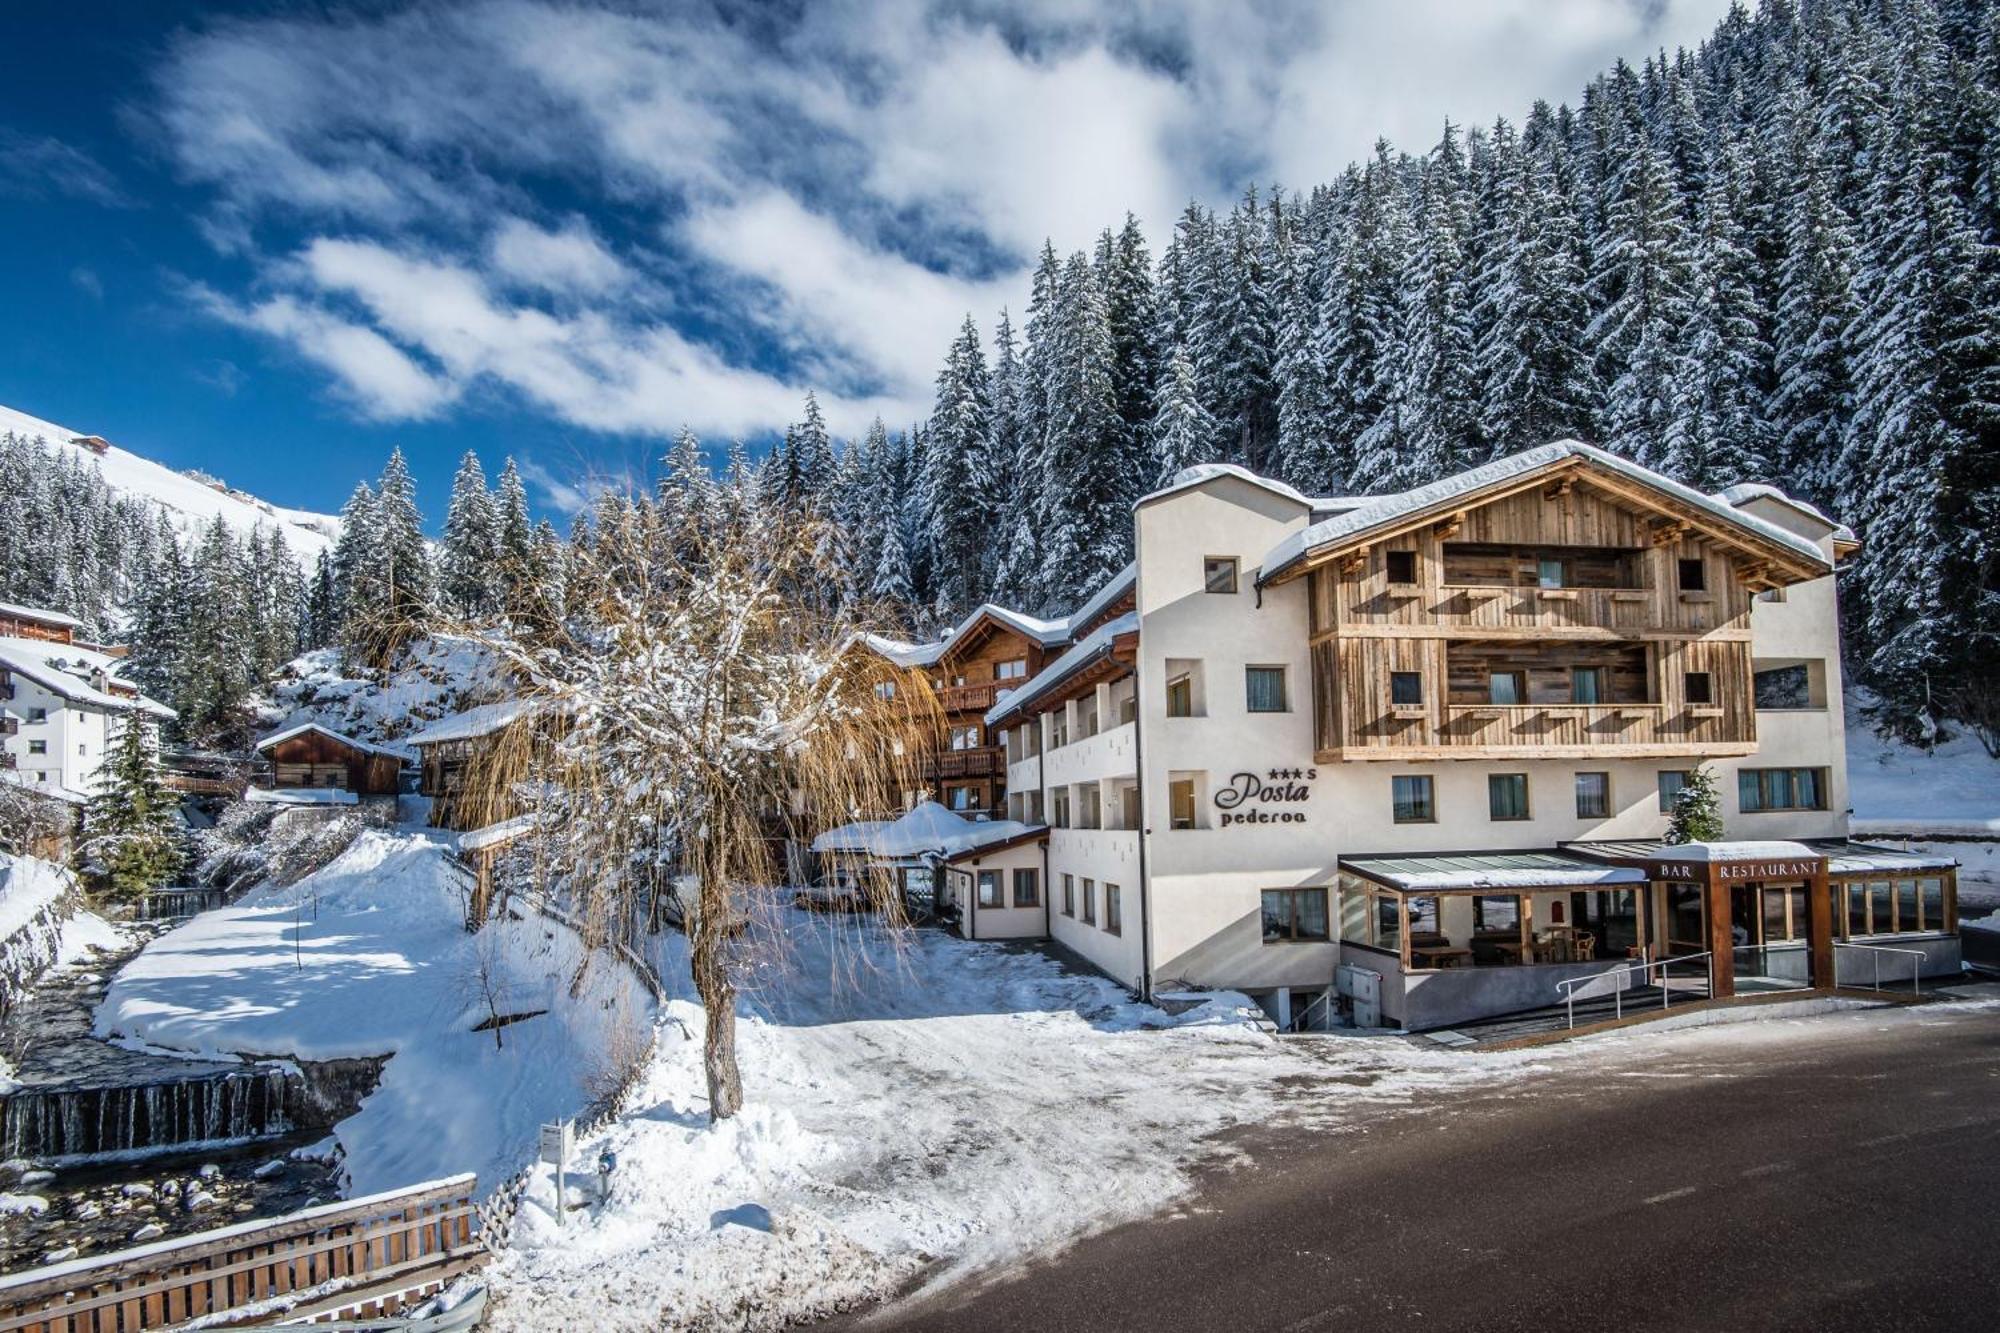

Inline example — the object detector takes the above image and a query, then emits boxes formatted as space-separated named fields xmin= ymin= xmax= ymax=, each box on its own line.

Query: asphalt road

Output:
xmin=842 ymin=1004 xmax=2000 ymax=1333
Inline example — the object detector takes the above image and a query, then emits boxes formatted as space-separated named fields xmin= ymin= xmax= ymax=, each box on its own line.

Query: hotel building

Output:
xmin=861 ymin=442 xmax=1962 ymax=1031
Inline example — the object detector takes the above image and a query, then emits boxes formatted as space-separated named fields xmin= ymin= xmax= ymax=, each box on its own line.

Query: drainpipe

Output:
xmin=1132 ymin=667 xmax=1154 ymax=1004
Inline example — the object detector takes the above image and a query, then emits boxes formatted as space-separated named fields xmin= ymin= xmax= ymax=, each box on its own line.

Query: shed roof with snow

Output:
xmin=811 ymin=801 xmax=1045 ymax=862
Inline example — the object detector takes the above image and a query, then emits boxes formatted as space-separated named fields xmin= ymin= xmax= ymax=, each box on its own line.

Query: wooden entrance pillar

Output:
xmin=1806 ymin=861 xmax=1834 ymax=990
xmin=1702 ymin=866 xmax=1735 ymax=1001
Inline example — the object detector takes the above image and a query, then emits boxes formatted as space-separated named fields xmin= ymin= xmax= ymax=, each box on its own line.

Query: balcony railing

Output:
xmin=938 ymin=682 xmax=1001 ymax=712
xmin=927 ymin=745 xmax=1005 ymax=779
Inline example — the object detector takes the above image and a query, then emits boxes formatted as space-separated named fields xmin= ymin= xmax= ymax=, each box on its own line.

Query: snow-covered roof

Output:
xmin=0 ymin=637 xmax=174 ymax=718
xmin=0 ymin=601 xmax=83 ymax=630
xmin=402 ymin=700 xmax=534 ymax=747
xmin=811 ymin=801 xmax=1045 ymax=860
xmin=1066 ymin=562 xmax=1137 ymax=633
xmin=1712 ymin=482 xmax=1858 ymax=545
xmin=0 ymin=769 xmax=91 ymax=806
xmin=1137 ymin=463 xmax=1315 ymax=511
xmin=1566 ymin=839 xmax=1823 ymax=865
xmin=255 ymin=721 xmax=411 ymax=761
xmin=1341 ymin=850 xmax=1647 ymax=892
xmin=246 ymin=786 xmax=359 ymax=806
xmin=985 ymin=611 xmax=1139 ymax=727
xmin=1259 ymin=441 xmax=1833 ymax=584
xmin=460 ymin=813 xmax=537 ymax=853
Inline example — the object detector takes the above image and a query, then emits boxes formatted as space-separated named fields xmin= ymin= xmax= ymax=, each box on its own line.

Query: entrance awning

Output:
xmin=1564 ymin=839 xmax=1827 ymax=880
xmin=1341 ymin=849 xmax=1646 ymax=893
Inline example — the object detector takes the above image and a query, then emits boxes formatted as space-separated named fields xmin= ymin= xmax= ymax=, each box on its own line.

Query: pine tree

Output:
xmin=1150 ymin=343 xmax=1219 ymax=484
xmin=373 ymin=448 xmax=433 ymax=660
xmin=81 ymin=712 xmax=182 ymax=899
xmin=495 ymin=458 xmax=539 ymax=623
xmin=1664 ymin=763 xmax=1725 ymax=843
xmin=440 ymin=451 xmax=501 ymax=618
xmin=1034 ymin=252 xmax=1129 ymax=606
xmin=922 ymin=316 xmax=996 ymax=617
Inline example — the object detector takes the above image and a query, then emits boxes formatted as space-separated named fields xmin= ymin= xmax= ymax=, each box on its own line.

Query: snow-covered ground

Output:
xmin=1842 ymin=699 xmax=2000 ymax=908
xmin=482 ymin=911 xmax=1551 ymax=1332
xmin=95 ymin=830 xmax=653 ymax=1194
xmin=259 ymin=638 xmax=510 ymax=749
xmin=0 ymin=402 xmax=339 ymax=567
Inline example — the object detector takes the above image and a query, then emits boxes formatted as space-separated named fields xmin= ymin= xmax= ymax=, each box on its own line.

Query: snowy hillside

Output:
xmin=0 ymin=402 xmax=339 ymax=567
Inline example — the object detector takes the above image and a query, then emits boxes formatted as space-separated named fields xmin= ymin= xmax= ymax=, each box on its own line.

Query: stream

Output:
xmin=0 ymin=921 xmax=371 ymax=1273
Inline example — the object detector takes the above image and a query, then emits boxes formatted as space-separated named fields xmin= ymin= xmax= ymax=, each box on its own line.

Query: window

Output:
xmin=1571 ymin=667 xmax=1604 ymax=705
xmin=26 ymin=707 xmax=46 ymax=723
xmin=1392 ymin=775 xmax=1434 ymax=823
xmin=1390 ymin=672 xmax=1423 ymax=706
xmin=1062 ymin=873 xmax=1075 ymax=917
xmin=1012 ymin=868 xmax=1039 ymax=908
xmin=947 ymin=785 xmax=977 ymax=811
xmin=1537 ymin=558 xmax=1565 ymax=589
xmin=1166 ymin=674 xmax=1193 ymax=718
xmin=995 ymin=659 xmax=1027 ymax=681
xmin=1575 ymin=772 xmax=1610 ymax=819
xmin=1488 ymin=773 xmax=1530 ymax=820
xmin=873 ymin=680 xmax=897 ymax=701
xmin=1473 ymin=895 xmax=1520 ymax=932
xmin=1739 ymin=767 xmax=1828 ymax=812
xmin=1169 ymin=777 xmax=1197 ymax=830
xmin=1386 ymin=550 xmax=1417 ymax=585
xmin=949 ymin=724 xmax=982 ymax=751
xmin=1685 ymin=672 xmax=1714 ymax=705
xmin=1104 ymin=883 xmax=1122 ymax=935
xmin=1657 ymin=770 xmax=1691 ymax=813
xmin=1204 ymin=557 xmax=1238 ymax=594
xmin=1488 ymin=672 xmax=1524 ymax=706
xmin=1261 ymin=888 xmax=1329 ymax=942
xmin=1763 ymin=885 xmax=1807 ymax=942
xmin=1081 ymin=878 xmax=1096 ymax=925
xmin=1678 ymin=558 xmax=1707 ymax=592
xmin=1052 ymin=789 xmax=1071 ymax=827
xmin=1753 ymin=663 xmax=1812 ymax=710
xmin=977 ymin=871 xmax=1003 ymax=908
xmin=27 ymin=739 xmax=47 ymax=755
xmin=1245 ymin=666 xmax=1287 ymax=713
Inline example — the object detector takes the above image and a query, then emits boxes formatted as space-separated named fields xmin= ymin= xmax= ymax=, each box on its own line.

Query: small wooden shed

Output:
xmin=254 ymin=722 xmax=407 ymax=796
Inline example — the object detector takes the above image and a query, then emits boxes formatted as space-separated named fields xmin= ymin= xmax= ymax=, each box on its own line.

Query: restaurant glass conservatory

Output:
xmin=1335 ymin=840 xmax=1959 ymax=1030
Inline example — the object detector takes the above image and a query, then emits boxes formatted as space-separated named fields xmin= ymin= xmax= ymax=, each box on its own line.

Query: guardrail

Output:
xmin=1556 ymin=951 xmax=1713 ymax=1029
xmin=0 ymin=1174 xmax=481 ymax=1332
xmin=1835 ymin=940 xmax=1925 ymax=994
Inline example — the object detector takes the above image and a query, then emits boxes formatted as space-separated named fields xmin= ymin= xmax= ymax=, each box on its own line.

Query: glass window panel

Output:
xmin=1105 ymin=884 xmax=1122 ymax=934
xmin=1575 ymin=772 xmax=1610 ymax=819
xmin=1391 ymin=671 xmax=1424 ymax=705
xmin=1473 ymin=895 xmax=1520 ymax=932
xmin=1081 ymin=878 xmax=1096 ymax=924
xmin=1204 ymin=558 xmax=1238 ymax=594
xmin=1012 ymin=868 xmax=1038 ymax=908
xmin=1296 ymin=889 xmax=1328 ymax=940
xmin=1538 ymin=558 xmax=1564 ymax=589
xmin=1919 ymin=878 xmax=1944 ymax=930
xmin=1167 ymin=675 xmax=1192 ymax=717
xmin=1762 ymin=887 xmax=1789 ymax=942
xmin=1392 ymin=775 xmax=1434 ymax=823
xmin=1846 ymin=883 xmax=1869 ymax=937
xmin=1246 ymin=667 xmax=1287 ymax=713
xmin=978 ymin=871 xmax=1002 ymax=908
xmin=1895 ymin=879 xmax=1918 ymax=934
xmin=1340 ymin=882 xmax=1369 ymax=941
xmin=1867 ymin=880 xmax=1891 ymax=935
xmin=1375 ymin=893 xmax=1402 ymax=953
xmin=1489 ymin=672 xmax=1522 ymax=705
xmin=1488 ymin=773 xmax=1529 ymax=820
xmin=1658 ymin=770 xmax=1690 ymax=813
xmin=1408 ymin=896 xmax=1440 ymax=937
xmin=1572 ymin=667 xmax=1603 ymax=704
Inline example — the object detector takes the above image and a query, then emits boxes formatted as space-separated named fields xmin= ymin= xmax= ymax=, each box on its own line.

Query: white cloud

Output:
xmin=153 ymin=0 xmax=1738 ymax=440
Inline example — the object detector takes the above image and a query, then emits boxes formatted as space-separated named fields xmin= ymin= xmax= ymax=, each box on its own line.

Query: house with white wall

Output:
xmin=975 ymin=443 xmax=1959 ymax=1031
xmin=0 ymin=603 xmax=175 ymax=809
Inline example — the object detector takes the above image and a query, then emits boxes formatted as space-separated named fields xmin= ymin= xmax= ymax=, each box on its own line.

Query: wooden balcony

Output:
xmin=1321 ymin=701 xmax=1755 ymax=761
xmin=926 ymin=745 xmax=1005 ymax=779
xmin=938 ymin=682 xmax=1001 ymax=713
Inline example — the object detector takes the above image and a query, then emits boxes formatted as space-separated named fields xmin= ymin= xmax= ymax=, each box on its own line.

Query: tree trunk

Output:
xmin=690 ymin=873 xmax=743 ymax=1121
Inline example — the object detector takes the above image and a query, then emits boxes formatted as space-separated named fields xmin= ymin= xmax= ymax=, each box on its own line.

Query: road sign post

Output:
xmin=540 ymin=1119 xmax=575 ymax=1226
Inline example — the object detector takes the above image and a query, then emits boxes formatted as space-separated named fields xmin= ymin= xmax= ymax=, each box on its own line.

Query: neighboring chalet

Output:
xmin=0 ymin=603 xmax=175 ymax=824
xmin=811 ymin=800 xmax=1047 ymax=939
xmin=249 ymin=722 xmax=408 ymax=820
xmin=403 ymin=701 xmax=536 ymax=831
xmin=845 ymin=442 xmax=1959 ymax=1034
xmin=861 ymin=568 xmax=1137 ymax=816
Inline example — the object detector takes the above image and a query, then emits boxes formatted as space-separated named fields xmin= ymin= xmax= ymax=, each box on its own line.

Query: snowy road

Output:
xmin=844 ymin=997 xmax=2000 ymax=1333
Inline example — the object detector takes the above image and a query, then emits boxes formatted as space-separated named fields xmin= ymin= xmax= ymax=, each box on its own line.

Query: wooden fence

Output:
xmin=0 ymin=1174 xmax=483 ymax=1331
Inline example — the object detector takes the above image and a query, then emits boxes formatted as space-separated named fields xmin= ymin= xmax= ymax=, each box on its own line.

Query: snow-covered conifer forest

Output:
xmin=2 ymin=0 xmax=1996 ymax=750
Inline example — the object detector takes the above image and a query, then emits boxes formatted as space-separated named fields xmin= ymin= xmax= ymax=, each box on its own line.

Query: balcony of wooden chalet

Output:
xmin=1263 ymin=447 xmax=1835 ymax=763
xmin=926 ymin=744 xmax=1006 ymax=780
xmin=936 ymin=681 xmax=1000 ymax=713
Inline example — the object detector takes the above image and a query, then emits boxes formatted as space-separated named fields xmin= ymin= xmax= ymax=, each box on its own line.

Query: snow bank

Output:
xmin=1 ymin=852 xmax=119 ymax=1012
xmin=96 ymin=831 xmax=655 ymax=1195
xmin=1845 ymin=699 xmax=2000 ymax=831
xmin=484 ymin=910 xmax=1550 ymax=1331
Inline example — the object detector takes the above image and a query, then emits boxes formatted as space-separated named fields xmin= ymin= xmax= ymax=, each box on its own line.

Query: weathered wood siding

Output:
xmin=1310 ymin=480 xmax=1764 ymax=760
xmin=263 ymin=732 xmax=402 ymax=795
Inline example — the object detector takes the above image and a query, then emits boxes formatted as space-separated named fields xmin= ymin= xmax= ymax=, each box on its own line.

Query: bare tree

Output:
xmin=465 ymin=480 xmax=936 ymax=1120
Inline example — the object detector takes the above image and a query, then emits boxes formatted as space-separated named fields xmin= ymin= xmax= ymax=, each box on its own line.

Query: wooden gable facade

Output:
xmin=924 ymin=614 xmax=1052 ymax=813
xmin=261 ymin=727 xmax=404 ymax=795
xmin=1279 ymin=457 xmax=1829 ymax=762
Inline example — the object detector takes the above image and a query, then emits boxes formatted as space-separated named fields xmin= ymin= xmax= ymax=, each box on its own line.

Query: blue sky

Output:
xmin=0 ymin=1 xmax=1732 ymax=527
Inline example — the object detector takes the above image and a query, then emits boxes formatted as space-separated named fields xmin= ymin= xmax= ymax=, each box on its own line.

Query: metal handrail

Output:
xmin=1556 ymin=951 xmax=1714 ymax=1029
xmin=1834 ymin=940 xmax=1925 ymax=995
xmin=1284 ymin=988 xmax=1336 ymax=1033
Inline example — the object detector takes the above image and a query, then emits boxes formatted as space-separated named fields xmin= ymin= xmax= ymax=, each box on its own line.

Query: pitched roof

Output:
xmin=402 ymin=699 xmax=535 ymax=747
xmin=1136 ymin=463 xmax=1314 ymax=511
xmin=985 ymin=611 xmax=1138 ymax=726
xmin=0 ymin=637 xmax=174 ymax=718
xmin=1712 ymin=482 xmax=1858 ymax=545
xmin=0 ymin=601 xmax=84 ymax=630
xmin=1258 ymin=441 xmax=1832 ymax=585
xmin=255 ymin=721 xmax=411 ymax=762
